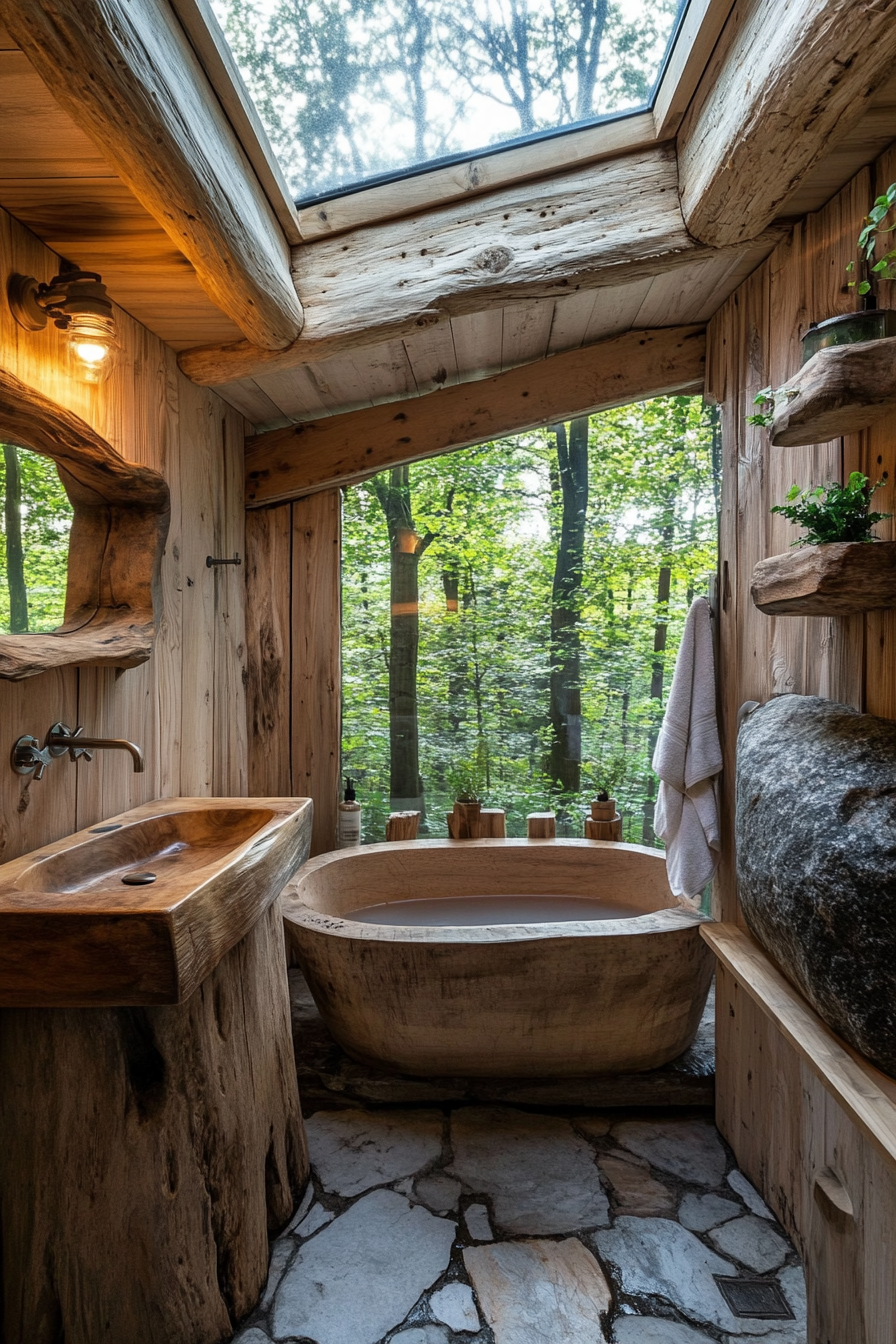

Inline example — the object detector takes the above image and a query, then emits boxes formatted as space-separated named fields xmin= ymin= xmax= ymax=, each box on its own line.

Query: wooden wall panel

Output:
xmin=291 ymin=491 xmax=341 ymax=858
xmin=245 ymin=504 xmax=293 ymax=798
xmin=0 ymin=203 xmax=248 ymax=866
xmin=707 ymin=141 xmax=896 ymax=924
xmin=245 ymin=492 xmax=341 ymax=857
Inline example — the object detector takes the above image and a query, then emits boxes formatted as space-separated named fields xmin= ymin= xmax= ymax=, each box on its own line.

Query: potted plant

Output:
xmin=446 ymin=760 xmax=485 ymax=839
xmin=751 ymin=472 xmax=896 ymax=616
xmin=801 ymin=181 xmax=896 ymax=364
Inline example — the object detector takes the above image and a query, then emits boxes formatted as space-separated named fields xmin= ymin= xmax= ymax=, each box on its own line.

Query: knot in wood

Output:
xmin=472 ymin=245 xmax=513 ymax=274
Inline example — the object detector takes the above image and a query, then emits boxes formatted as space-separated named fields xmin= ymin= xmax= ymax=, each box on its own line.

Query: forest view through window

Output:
xmin=1 ymin=444 xmax=72 ymax=635
xmin=214 ymin=0 xmax=685 ymax=200
xmin=342 ymin=395 xmax=720 ymax=844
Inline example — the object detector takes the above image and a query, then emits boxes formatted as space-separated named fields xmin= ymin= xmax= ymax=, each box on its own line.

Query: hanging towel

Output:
xmin=652 ymin=596 xmax=722 ymax=900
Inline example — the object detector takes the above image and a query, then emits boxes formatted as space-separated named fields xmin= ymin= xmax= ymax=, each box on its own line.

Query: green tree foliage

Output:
xmin=0 ymin=445 xmax=73 ymax=634
xmin=213 ymin=0 xmax=682 ymax=196
xmin=342 ymin=394 xmax=719 ymax=843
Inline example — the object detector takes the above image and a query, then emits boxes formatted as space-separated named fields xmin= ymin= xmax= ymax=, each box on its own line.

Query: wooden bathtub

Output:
xmin=281 ymin=839 xmax=714 ymax=1078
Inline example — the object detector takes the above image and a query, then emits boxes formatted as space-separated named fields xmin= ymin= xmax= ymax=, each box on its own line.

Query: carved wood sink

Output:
xmin=0 ymin=797 xmax=312 ymax=1007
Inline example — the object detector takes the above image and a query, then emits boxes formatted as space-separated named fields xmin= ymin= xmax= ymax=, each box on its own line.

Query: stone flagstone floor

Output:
xmin=233 ymin=1106 xmax=807 ymax=1344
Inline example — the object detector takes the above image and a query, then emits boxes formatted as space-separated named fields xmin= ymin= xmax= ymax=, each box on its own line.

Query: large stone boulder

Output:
xmin=737 ymin=694 xmax=896 ymax=1077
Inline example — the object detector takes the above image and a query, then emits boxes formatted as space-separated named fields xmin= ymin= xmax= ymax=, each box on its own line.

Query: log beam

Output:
xmin=245 ymin=325 xmax=706 ymax=506
xmin=678 ymin=0 xmax=896 ymax=248
xmin=182 ymin=146 xmax=711 ymax=386
xmin=1 ymin=0 xmax=304 ymax=349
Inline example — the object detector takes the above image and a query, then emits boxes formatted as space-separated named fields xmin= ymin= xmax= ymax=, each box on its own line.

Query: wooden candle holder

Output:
xmin=479 ymin=808 xmax=506 ymax=838
xmin=527 ymin=812 xmax=556 ymax=839
xmin=385 ymin=811 xmax=420 ymax=841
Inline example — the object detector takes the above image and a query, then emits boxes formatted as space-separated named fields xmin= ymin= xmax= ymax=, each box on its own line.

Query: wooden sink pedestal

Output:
xmin=0 ymin=799 xmax=313 ymax=1344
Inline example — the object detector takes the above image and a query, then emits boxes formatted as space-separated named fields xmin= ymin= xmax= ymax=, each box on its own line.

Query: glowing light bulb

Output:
xmin=73 ymin=340 xmax=109 ymax=366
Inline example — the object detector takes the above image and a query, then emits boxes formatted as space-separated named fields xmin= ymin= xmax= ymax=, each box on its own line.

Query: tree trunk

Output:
xmin=547 ymin=417 xmax=589 ymax=794
xmin=0 ymin=902 xmax=307 ymax=1344
xmin=374 ymin=466 xmax=431 ymax=809
xmin=3 ymin=443 xmax=29 ymax=632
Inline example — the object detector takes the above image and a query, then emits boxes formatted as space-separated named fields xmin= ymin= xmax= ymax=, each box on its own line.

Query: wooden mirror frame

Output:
xmin=0 ymin=367 xmax=170 ymax=680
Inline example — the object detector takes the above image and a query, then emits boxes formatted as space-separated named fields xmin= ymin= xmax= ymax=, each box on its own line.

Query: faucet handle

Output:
xmin=11 ymin=735 xmax=54 ymax=780
xmin=47 ymin=723 xmax=93 ymax=763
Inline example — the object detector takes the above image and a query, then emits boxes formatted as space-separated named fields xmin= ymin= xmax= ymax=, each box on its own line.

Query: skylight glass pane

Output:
xmin=213 ymin=0 xmax=685 ymax=203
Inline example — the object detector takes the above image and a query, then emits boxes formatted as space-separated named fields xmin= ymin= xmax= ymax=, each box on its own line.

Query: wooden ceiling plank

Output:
xmin=546 ymin=289 xmax=600 ymax=356
xmin=295 ymin=112 xmax=658 ymax=243
xmin=403 ymin=322 xmax=460 ymax=395
xmin=179 ymin=144 xmax=717 ymax=386
xmin=450 ymin=310 xmax=505 ymax=383
xmin=500 ymin=300 xmax=554 ymax=372
xmin=244 ymin=324 xmax=706 ymax=507
xmin=678 ymin=0 xmax=896 ymax=248
xmin=652 ymin=0 xmax=736 ymax=140
xmin=582 ymin=277 xmax=656 ymax=345
xmin=2 ymin=0 xmax=304 ymax=349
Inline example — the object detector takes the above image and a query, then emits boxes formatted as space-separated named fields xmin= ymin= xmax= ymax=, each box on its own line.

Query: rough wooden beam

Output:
xmin=771 ymin=338 xmax=896 ymax=447
xmin=678 ymin=0 xmax=896 ymax=248
xmin=245 ymin=325 xmax=706 ymax=506
xmin=1 ymin=0 xmax=304 ymax=349
xmin=181 ymin=146 xmax=709 ymax=386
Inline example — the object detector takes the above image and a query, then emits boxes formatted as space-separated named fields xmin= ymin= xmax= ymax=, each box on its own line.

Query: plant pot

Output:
xmin=751 ymin=541 xmax=896 ymax=616
xmin=801 ymin=308 xmax=896 ymax=364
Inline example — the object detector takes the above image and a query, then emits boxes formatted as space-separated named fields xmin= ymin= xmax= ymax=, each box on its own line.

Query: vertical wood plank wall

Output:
xmin=709 ymin=141 xmax=896 ymax=926
xmin=0 ymin=204 xmax=249 ymax=865
xmin=246 ymin=492 xmax=341 ymax=856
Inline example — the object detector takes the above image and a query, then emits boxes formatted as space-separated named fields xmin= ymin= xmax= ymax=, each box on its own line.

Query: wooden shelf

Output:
xmin=750 ymin=540 xmax=896 ymax=615
xmin=703 ymin=922 xmax=896 ymax=1170
xmin=771 ymin=335 xmax=896 ymax=446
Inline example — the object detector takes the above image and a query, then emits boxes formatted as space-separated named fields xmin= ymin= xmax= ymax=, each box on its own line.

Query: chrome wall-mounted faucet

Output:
xmin=11 ymin=723 xmax=145 ymax=779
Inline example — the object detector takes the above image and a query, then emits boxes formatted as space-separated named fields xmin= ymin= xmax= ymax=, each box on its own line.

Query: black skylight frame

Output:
xmin=292 ymin=0 xmax=693 ymax=210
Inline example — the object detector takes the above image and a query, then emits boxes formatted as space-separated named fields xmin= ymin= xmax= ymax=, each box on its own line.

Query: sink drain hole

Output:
xmin=122 ymin=872 xmax=157 ymax=885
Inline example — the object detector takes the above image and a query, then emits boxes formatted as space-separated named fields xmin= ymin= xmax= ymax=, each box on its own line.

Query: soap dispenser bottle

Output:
xmin=336 ymin=777 xmax=362 ymax=849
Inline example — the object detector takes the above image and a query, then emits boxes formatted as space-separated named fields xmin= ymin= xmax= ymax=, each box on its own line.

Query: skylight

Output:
xmin=213 ymin=0 xmax=686 ymax=205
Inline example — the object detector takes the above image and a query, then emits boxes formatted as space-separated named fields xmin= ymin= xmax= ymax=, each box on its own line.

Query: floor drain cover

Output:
xmin=122 ymin=871 xmax=157 ymax=885
xmin=714 ymin=1277 xmax=795 ymax=1320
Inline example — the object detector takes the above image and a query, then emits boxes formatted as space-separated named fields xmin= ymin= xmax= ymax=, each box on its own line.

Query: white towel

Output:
xmin=652 ymin=596 xmax=722 ymax=900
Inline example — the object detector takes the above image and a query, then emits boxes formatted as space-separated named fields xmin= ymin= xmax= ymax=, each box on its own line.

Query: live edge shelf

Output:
xmin=751 ymin=540 xmax=896 ymax=616
xmin=770 ymin=335 xmax=896 ymax=447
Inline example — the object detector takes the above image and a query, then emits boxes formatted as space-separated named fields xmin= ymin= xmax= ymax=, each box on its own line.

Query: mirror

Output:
xmin=1 ymin=443 xmax=74 ymax=634
xmin=0 ymin=366 xmax=170 ymax=680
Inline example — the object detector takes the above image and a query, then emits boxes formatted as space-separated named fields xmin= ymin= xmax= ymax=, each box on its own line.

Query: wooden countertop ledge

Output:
xmin=702 ymin=923 xmax=896 ymax=1172
xmin=0 ymin=797 xmax=312 ymax=1008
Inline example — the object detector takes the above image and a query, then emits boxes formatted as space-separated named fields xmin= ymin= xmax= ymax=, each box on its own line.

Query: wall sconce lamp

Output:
xmin=7 ymin=269 xmax=120 ymax=382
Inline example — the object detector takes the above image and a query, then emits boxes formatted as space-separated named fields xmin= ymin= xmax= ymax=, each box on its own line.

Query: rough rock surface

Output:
xmin=271 ymin=1189 xmax=454 ymax=1344
xmin=464 ymin=1238 xmax=612 ymax=1342
xmin=448 ymin=1107 xmax=609 ymax=1233
xmin=612 ymin=1120 xmax=727 ymax=1187
xmin=304 ymin=1109 xmax=444 ymax=1197
xmin=737 ymin=694 xmax=896 ymax=1076
xmin=678 ymin=1193 xmax=740 ymax=1233
xmin=726 ymin=1170 xmax=773 ymax=1220
xmin=429 ymin=1282 xmax=480 ymax=1331
xmin=599 ymin=1156 xmax=676 ymax=1216
xmin=709 ymin=1215 xmax=789 ymax=1273
xmin=614 ymin=1318 xmax=716 ymax=1343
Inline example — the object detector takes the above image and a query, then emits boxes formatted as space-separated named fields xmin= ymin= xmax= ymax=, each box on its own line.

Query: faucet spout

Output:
xmin=46 ymin=724 xmax=145 ymax=773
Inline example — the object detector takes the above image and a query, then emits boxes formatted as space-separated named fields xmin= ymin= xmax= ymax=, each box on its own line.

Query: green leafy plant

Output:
xmin=746 ymin=385 xmax=800 ymax=429
xmin=771 ymin=472 xmax=890 ymax=546
xmin=847 ymin=182 xmax=896 ymax=296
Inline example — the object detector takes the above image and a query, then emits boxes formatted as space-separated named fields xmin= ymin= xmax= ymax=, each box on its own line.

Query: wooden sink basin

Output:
xmin=0 ymin=797 xmax=312 ymax=1007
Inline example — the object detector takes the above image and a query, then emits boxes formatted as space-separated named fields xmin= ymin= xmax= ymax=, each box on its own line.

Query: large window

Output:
xmin=341 ymin=394 xmax=720 ymax=843
xmin=213 ymin=0 xmax=685 ymax=202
